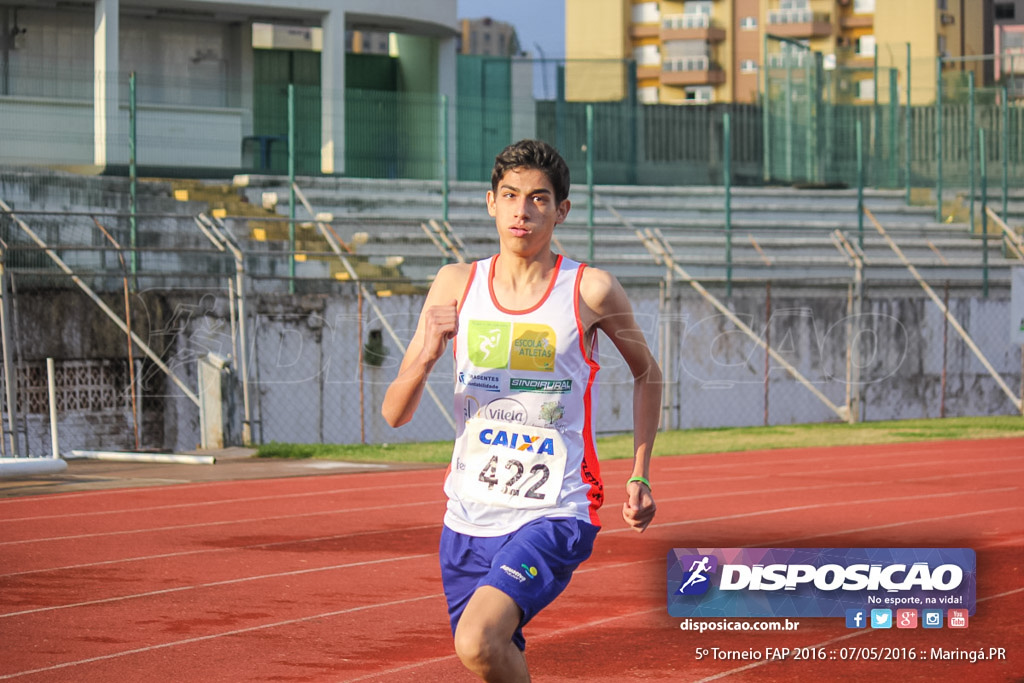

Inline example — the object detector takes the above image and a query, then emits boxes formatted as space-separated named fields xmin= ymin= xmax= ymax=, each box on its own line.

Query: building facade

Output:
xmin=0 ymin=0 xmax=458 ymax=173
xmin=566 ymin=0 xmax=1001 ymax=105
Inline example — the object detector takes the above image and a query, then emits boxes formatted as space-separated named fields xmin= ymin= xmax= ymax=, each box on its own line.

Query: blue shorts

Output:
xmin=439 ymin=517 xmax=599 ymax=651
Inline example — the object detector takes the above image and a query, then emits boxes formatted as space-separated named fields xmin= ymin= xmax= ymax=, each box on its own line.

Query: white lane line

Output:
xmin=0 ymin=523 xmax=439 ymax=578
xmin=0 ymin=481 xmax=428 ymax=523
xmin=0 ymin=498 xmax=440 ymax=547
xmin=1 ymin=525 xmax=1019 ymax=679
xmin=649 ymin=468 xmax=1024 ymax=506
xmin=0 ymin=592 xmax=445 ymax=681
xmin=764 ymin=507 xmax=1024 ymax=545
xmin=340 ymin=606 xmax=667 ymax=682
xmin=601 ymin=487 xmax=1020 ymax=535
xmin=0 ymin=553 xmax=436 ymax=619
xmin=5 ymin=458 xmax=1019 ymax=547
xmin=656 ymin=441 xmax=1024 ymax=473
xmin=691 ymin=586 xmax=1024 ymax=682
xmin=5 ymin=446 xmax=1018 ymax=523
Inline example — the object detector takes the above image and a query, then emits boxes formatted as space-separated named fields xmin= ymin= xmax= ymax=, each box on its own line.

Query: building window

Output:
xmin=638 ymin=86 xmax=660 ymax=104
xmin=857 ymin=79 xmax=875 ymax=100
xmin=856 ymin=35 xmax=876 ymax=57
xmin=937 ymin=0 xmax=948 ymax=10
xmin=634 ymin=44 xmax=662 ymax=66
xmin=740 ymin=16 xmax=758 ymax=29
xmin=741 ymin=59 xmax=759 ymax=73
xmin=995 ymin=3 xmax=1015 ymax=20
xmin=632 ymin=2 xmax=660 ymax=24
xmin=685 ymin=86 xmax=713 ymax=103
xmin=853 ymin=0 xmax=875 ymax=12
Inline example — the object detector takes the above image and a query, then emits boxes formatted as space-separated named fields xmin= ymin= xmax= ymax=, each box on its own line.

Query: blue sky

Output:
xmin=456 ymin=0 xmax=566 ymax=59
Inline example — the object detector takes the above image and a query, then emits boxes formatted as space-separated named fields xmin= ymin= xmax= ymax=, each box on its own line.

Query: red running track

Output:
xmin=1 ymin=438 xmax=1022 ymax=682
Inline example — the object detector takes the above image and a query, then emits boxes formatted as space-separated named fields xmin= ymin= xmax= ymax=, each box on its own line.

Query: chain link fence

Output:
xmin=2 ymin=192 xmax=1021 ymax=456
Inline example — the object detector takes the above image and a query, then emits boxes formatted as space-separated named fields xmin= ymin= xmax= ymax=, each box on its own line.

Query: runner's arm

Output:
xmin=580 ymin=268 xmax=662 ymax=532
xmin=381 ymin=263 xmax=471 ymax=428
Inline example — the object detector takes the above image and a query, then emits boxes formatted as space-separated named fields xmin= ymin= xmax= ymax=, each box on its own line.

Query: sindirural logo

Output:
xmin=667 ymin=548 xmax=976 ymax=619
xmin=510 ymin=378 xmax=572 ymax=393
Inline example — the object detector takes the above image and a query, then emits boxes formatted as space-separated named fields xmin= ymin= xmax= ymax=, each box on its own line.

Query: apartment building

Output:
xmin=565 ymin=0 xmax=992 ymax=105
xmin=459 ymin=17 xmax=524 ymax=56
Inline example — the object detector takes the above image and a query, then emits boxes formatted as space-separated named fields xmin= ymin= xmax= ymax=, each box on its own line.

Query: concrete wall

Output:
xmin=8 ymin=285 xmax=1020 ymax=455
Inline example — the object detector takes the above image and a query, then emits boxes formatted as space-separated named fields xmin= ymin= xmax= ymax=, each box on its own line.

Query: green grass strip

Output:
xmin=257 ymin=415 xmax=1022 ymax=465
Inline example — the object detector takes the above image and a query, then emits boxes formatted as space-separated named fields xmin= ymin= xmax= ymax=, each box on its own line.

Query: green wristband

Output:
xmin=627 ymin=476 xmax=651 ymax=490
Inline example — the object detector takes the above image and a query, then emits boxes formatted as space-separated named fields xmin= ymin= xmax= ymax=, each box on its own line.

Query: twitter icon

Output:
xmin=870 ymin=609 xmax=893 ymax=629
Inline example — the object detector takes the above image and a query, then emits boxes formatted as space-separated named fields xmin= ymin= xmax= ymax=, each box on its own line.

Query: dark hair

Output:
xmin=491 ymin=139 xmax=570 ymax=203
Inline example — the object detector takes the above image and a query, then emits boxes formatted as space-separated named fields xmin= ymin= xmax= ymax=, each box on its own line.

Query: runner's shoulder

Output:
xmin=429 ymin=262 xmax=474 ymax=300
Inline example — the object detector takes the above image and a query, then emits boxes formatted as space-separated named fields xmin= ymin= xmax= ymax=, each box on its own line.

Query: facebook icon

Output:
xmin=846 ymin=609 xmax=867 ymax=629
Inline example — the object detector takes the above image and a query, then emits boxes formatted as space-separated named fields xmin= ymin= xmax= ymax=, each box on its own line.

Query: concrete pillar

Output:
xmin=94 ymin=0 xmax=123 ymax=168
xmin=320 ymin=9 xmax=345 ymax=174
xmin=438 ymin=35 xmax=458 ymax=182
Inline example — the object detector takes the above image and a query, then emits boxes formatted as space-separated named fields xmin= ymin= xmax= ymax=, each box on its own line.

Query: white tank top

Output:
xmin=443 ymin=254 xmax=604 ymax=536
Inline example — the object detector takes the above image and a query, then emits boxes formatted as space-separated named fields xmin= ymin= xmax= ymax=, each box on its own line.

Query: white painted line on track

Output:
xmin=340 ymin=606 xmax=667 ymax=682
xmin=0 ymin=498 xmax=440 ymax=546
xmin=764 ymin=507 xmax=1024 ymax=545
xmin=601 ymin=486 xmax=1019 ymax=535
xmin=0 ymin=481 xmax=429 ymax=523
xmin=0 ymin=553 xmax=436 ymax=619
xmin=0 ymin=592 xmax=445 ymax=681
xmin=0 ymin=523 xmax=439 ymax=578
xmin=650 ymin=467 xmax=1024 ymax=507
xmin=656 ymin=441 xmax=1024 ymax=473
xmin=4 ymin=457 xmax=1018 ymax=544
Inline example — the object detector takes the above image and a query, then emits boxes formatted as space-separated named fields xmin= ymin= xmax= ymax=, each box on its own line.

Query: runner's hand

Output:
xmin=622 ymin=480 xmax=656 ymax=533
xmin=420 ymin=299 xmax=459 ymax=362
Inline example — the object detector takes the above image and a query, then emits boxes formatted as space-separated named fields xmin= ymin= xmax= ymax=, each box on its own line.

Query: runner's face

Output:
xmin=486 ymin=168 xmax=569 ymax=256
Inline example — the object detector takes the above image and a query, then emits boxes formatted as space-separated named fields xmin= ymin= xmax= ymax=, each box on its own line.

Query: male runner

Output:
xmin=382 ymin=139 xmax=661 ymax=682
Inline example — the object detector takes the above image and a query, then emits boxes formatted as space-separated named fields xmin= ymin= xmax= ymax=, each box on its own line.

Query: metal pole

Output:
xmin=235 ymin=259 xmax=252 ymax=445
xmin=441 ymin=94 xmax=449 ymax=222
xmin=889 ymin=68 xmax=898 ymax=188
xmin=1003 ymin=85 xmax=1010 ymax=224
xmin=47 ymin=358 xmax=59 ymax=458
xmin=763 ymin=35 xmax=771 ymax=182
xmin=0 ymin=259 xmax=18 ymax=456
xmin=129 ymin=71 xmax=137 ymax=285
xmin=857 ymin=119 xmax=864 ymax=250
xmin=288 ymin=82 xmax=296 ymax=295
xmin=785 ymin=52 xmax=793 ymax=181
xmin=763 ymin=281 xmax=771 ymax=426
xmin=724 ymin=112 xmax=733 ymax=297
xmin=969 ymin=71 xmax=976 ymax=236
xmin=980 ymin=127 xmax=989 ymax=298
xmin=873 ymin=47 xmax=880 ymax=185
xmin=586 ymin=103 xmax=595 ymax=262
xmin=906 ymin=42 xmax=912 ymax=204
xmin=936 ymin=56 xmax=943 ymax=223
xmin=806 ymin=52 xmax=814 ymax=181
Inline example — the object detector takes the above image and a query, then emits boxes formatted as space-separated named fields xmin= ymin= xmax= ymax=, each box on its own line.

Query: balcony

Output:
xmin=767 ymin=8 xmax=832 ymax=38
xmin=661 ymin=13 xmax=727 ymax=42
xmin=630 ymin=23 xmax=660 ymax=39
xmin=661 ymin=56 xmax=726 ymax=86
xmin=766 ymin=51 xmax=809 ymax=69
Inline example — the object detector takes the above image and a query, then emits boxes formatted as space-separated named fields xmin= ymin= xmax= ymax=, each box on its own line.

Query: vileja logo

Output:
xmin=677 ymin=555 xmax=718 ymax=595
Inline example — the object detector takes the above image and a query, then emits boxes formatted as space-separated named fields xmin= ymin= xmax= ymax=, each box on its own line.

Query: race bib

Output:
xmin=455 ymin=418 xmax=568 ymax=510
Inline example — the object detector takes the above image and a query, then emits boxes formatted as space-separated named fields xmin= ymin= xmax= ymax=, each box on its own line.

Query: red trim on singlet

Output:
xmin=573 ymin=262 xmax=604 ymax=525
xmin=487 ymin=254 xmax=564 ymax=315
